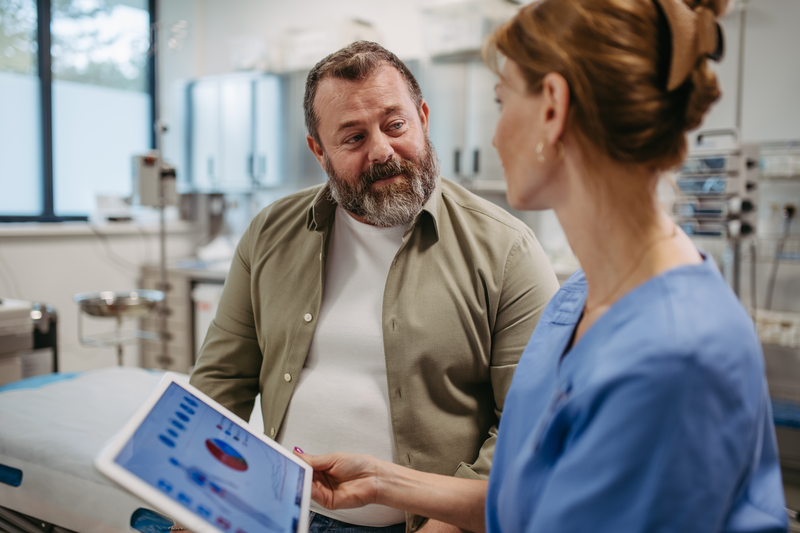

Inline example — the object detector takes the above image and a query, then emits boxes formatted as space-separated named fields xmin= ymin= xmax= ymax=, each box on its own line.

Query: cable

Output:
xmin=764 ymin=205 xmax=796 ymax=310
xmin=87 ymin=224 xmax=141 ymax=274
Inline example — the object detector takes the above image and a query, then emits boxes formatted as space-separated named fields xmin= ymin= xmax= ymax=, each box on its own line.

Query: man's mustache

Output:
xmin=361 ymin=158 xmax=414 ymax=185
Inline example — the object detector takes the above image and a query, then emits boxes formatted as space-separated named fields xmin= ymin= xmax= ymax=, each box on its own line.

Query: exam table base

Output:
xmin=0 ymin=505 xmax=77 ymax=533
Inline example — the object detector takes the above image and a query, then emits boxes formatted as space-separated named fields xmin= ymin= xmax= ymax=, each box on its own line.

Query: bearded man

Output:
xmin=190 ymin=42 xmax=558 ymax=533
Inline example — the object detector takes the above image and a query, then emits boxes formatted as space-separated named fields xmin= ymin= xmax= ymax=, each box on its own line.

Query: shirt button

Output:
xmin=269 ymin=427 xmax=275 ymax=437
xmin=284 ymin=373 xmax=292 ymax=382
xmin=304 ymin=313 xmax=312 ymax=322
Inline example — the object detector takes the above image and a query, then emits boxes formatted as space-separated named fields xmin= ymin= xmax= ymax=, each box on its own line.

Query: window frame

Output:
xmin=0 ymin=0 xmax=157 ymax=223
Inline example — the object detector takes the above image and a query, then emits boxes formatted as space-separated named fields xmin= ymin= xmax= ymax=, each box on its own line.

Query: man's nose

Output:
xmin=367 ymin=133 xmax=394 ymax=164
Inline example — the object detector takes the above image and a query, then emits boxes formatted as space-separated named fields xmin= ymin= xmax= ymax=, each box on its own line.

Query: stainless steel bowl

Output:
xmin=73 ymin=290 xmax=164 ymax=319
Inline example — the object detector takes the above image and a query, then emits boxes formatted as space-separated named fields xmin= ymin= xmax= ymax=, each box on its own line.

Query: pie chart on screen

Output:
xmin=205 ymin=439 xmax=248 ymax=472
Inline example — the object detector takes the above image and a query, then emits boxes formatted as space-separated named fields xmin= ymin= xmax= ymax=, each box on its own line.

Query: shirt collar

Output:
xmin=306 ymin=178 xmax=442 ymax=243
xmin=306 ymin=183 xmax=336 ymax=231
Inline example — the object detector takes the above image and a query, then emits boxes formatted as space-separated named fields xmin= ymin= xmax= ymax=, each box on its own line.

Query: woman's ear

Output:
xmin=540 ymin=72 xmax=570 ymax=144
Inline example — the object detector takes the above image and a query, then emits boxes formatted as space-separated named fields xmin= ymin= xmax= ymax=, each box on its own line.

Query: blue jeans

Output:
xmin=308 ymin=512 xmax=405 ymax=533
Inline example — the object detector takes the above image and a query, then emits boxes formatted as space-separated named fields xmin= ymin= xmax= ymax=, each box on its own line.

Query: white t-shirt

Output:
xmin=277 ymin=207 xmax=406 ymax=526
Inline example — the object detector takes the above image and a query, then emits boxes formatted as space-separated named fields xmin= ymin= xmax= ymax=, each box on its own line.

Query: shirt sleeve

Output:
xmin=522 ymin=354 xmax=784 ymax=533
xmin=189 ymin=218 xmax=263 ymax=422
xmin=455 ymin=231 xmax=560 ymax=480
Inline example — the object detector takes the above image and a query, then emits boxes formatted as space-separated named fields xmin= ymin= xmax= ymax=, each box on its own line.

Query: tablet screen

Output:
xmin=114 ymin=382 xmax=305 ymax=533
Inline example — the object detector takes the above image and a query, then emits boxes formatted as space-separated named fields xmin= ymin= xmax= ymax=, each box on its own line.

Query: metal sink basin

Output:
xmin=74 ymin=290 xmax=164 ymax=319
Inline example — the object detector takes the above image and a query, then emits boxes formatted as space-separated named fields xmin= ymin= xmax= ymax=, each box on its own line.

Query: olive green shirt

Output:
xmin=190 ymin=177 xmax=559 ymax=530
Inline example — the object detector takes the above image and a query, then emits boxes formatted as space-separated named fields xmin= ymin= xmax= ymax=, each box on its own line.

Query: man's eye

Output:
xmin=346 ymin=134 xmax=363 ymax=144
xmin=389 ymin=122 xmax=404 ymax=130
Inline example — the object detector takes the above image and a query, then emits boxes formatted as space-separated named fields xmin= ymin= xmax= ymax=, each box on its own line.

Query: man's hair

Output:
xmin=303 ymin=41 xmax=424 ymax=145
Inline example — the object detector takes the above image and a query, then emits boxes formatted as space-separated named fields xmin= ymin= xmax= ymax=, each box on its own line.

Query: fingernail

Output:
xmin=294 ymin=447 xmax=304 ymax=454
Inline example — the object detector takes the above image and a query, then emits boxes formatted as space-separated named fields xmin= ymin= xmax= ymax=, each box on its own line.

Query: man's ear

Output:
xmin=307 ymin=134 xmax=326 ymax=170
xmin=540 ymin=72 xmax=569 ymax=145
xmin=419 ymin=99 xmax=430 ymax=134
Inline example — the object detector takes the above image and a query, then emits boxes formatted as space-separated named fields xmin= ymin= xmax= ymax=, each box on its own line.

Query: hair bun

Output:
xmin=679 ymin=0 xmax=726 ymax=130
xmin=687 ymin=0 xmax=729 ymax=17
xmin=484 ymin=0 xmax=728 ymax=170
xmin=684 ymin=62 xmax=721 ymax=131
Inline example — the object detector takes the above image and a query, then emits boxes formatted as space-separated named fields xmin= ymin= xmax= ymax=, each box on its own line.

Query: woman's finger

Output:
xmin=293 ymin=448 xmax=338 ymax=471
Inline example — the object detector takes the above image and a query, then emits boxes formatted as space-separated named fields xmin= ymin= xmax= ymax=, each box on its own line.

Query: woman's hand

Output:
xmin=294 ymin=448 xmax=488 ymax=533
xmin=294 ymin=449 xmax=382 ymax=510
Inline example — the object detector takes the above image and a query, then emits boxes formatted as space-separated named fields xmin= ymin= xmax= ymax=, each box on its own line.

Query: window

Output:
xmin=0 ymin=0 xmax=153 ymax=222
xmin=0 ymin=0 xmax=41 ymax=216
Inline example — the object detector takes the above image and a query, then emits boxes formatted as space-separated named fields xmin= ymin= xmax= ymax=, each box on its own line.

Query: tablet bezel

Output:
xmin=94 ymin=372 xmax=313 ymax=533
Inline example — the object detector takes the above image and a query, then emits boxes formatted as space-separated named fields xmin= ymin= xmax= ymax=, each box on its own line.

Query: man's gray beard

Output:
xmin=325 ymin=138 xmax=439 ymax=228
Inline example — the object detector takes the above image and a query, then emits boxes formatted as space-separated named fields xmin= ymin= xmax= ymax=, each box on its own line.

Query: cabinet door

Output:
xmin=465 ymin=60 xmax=504 ymax=184
xmin=190 ymin=79 xmax=220 ymax=191
xmin=283 ymin=70 xmax=326 ymax=189
xmin=254 ymin=76 xmax=286 ymax=187
xmin=219 ymin=77 xmax=254 ymax=191
xmin=420 ymin=62 xmax=467 ymax=182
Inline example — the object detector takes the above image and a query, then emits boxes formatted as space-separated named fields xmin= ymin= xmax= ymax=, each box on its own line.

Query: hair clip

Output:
xmin=653 ymin=0 xmax=725 ymax=90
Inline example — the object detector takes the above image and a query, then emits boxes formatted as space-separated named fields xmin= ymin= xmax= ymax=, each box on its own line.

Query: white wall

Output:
xmin=688 ymin=0 xmax=800 ymax=143
xmin=740 ymin=0 xmax=800 ymax=142
xmin=187 ymin=0 xmax=428 ymax=75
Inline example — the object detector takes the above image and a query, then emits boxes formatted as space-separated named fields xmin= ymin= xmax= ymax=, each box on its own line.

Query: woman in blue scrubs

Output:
xmin=295 ymin=0 xmax=788 ymax=531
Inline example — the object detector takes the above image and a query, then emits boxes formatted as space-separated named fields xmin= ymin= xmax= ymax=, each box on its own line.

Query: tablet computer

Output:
xmin=95 ymin=373 xmax=313 ymax=533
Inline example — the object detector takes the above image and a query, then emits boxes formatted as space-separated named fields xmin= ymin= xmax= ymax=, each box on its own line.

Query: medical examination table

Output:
xmin=0 ymin=367 xmax=264 ymax=533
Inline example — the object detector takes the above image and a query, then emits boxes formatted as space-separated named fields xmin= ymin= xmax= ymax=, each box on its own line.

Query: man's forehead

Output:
xmin=315 ymin=66 xmax=417 ymax=130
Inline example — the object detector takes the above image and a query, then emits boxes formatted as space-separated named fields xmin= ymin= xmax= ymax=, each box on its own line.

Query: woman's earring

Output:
xmin=536 ymin=141 xmax=547 ymax=163
xmin=536 ymin=140 xmax=565 ymax=164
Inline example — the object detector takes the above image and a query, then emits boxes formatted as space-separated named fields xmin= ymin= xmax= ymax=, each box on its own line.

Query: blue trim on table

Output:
xmin=0 ymin=464 xmax=22 ymax=487
xmin=772 ymin=398 xmax=800 ymax=429
xmin=0 ymin=372 xmax=81 ymax=393
xmin=130 ymin=508 xmax=175 ymax=533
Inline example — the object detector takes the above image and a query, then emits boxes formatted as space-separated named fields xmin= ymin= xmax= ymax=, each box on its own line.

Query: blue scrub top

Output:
xmin=486 ymin=254 xmax=788 ymax=533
